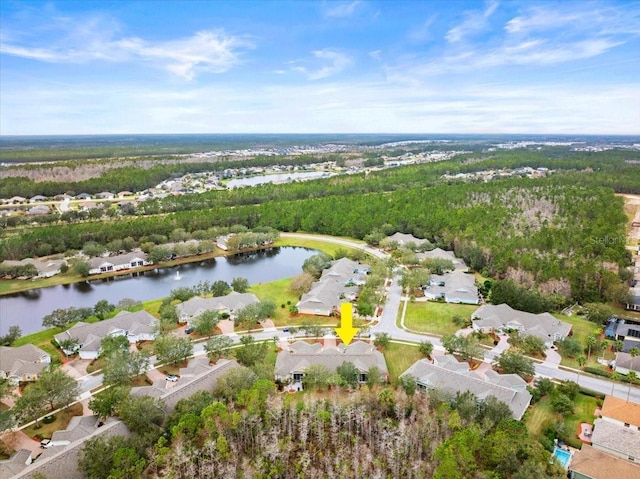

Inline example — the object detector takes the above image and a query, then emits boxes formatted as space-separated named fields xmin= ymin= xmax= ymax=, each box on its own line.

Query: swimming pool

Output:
xmin=552 ymin=447 xmax=572 ymax=468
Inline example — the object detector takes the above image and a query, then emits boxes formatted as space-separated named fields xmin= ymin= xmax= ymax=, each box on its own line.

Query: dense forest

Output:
xmin=1 ymin=147 xmax=637 ymax=305
xmin=79 ymin=371 xmax=565 ymax=479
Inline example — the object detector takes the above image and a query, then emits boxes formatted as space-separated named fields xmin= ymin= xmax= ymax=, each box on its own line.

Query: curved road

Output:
xmin=77 ymin=233 xmax=639 ymax=403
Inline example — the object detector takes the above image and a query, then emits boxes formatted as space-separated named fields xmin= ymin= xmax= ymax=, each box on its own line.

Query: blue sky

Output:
xmin=1 ymin=0 xmax=639 ymax=135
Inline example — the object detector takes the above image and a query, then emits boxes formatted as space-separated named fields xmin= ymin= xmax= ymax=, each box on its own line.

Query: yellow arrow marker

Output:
xmin=336 ymin=303 xmax=359 ymax=345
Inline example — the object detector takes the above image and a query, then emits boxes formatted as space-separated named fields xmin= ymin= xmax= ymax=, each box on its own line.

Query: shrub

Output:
xmin=583 ymin=367 xmax=611 ymax=378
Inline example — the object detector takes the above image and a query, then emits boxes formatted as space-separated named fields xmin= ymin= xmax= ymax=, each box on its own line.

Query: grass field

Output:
xmin=402 ymin=301 xmax=478 ymax=336
xmin=552 ymin=313 xmax=616 ymax=369
xmin=383 ymin=342 xmax=425 ymax=384
xmin=275 ymin=236 xmax=362 ymax=257
xmin=524 ymin=393 xmax=600 ymax=448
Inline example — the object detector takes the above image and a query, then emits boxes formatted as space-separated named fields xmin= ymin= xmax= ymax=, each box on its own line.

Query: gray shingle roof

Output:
xmin=176 ymin=292 xmax=259 ymax=318
xmin=591 ymin=418 xmax=640 ymax=459
xmin=275 ymin=341 xmax=388 ymax=378
xmin=54 ymin=310 xmax=158 ymax=352
xmin=400 ymin=356 xmax=532 ymax=420
xmin=0 ymin=344 xmax=50 ymax=378
xmin=472 ymin=303 xmax=571 ymax=341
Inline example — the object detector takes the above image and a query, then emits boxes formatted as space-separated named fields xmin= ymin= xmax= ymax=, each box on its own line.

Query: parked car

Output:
xmin=166 ymin=374 xmax=179 ymax=382
xmin=185 ymin=327 xmax=193 ymax=334
xmin=282 ymin=327 xmax=290 ymax=333
xmin=40 ymin=439 xmax=52 ymax=448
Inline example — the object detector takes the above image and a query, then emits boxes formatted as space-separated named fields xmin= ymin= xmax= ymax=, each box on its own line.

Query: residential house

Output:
xmin=75 ymin=193 xmax=92 ymax=200
xmin=6 ymin=196 xmax=26 ymax=205
xmin=0 ymin=344 xmax=51 ymax=384
xmin=48 ymin=416 xmax=101 ymax=448
xmin=27 ymin=205 xmax=50 ymax=215
xmin=600 ymin=396 xmax=640 ymax=429
xmin=399 ymin=355 xmax=532 ymax=419
xmin=216 ymin=234 xmax=234 ymax=251
xmin=296 ymin=258 xmax=370 ymax=316
xmin=94 ymin=191 xmax=115 ymax=200
xmin=87 ymin=250 xmax=150 ymax=275
xmin=613 ymin=352 xmax=640 ymax=375
xmin=471 ymin=303 xmax=572 ymax=347
xmin=590 ymin=419 xmax=640 ymax=462
xmin=79 ymin=200 xmax=98 ymax=211
xmin=275 ymin=340 xmax=388 ymax=384
xmin=176 ymin=291 xmax=260 ymax=324
xmin=54 ymin=310 xmax=159 ymax=359
xmin=385 ymin=232 xmax=428 ymax=248
xmin=1 ymin=258 xmax=66 ymax=278
xmin=0 ymin=449 xmax=33 ymax=479
xmin=569 ymin=444 xmax=640 ymax=479
xmin=422 ymin=270 xmax=479 ymax=304
xmin=117 ymin=191 xmax=133 ymax=198
xmin=417 ymin=247 xmax=467 ymax=271
xmin=588 ymin=396 xmax=640 ymax=462
xmin=4 ymin=417 xmax=130 ymax=479
xmin=29 ymin=195 xmax=48 ymax=203
xmin=130 ymin=358 xmax=240 ymax=413
xmin=611 ymin=321 xmax=640 ymax=352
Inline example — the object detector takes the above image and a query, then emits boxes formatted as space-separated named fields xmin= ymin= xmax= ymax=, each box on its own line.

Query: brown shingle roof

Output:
xmin=601 ymin=396 xmax=640 ymax=427
xmin=570 ymin=445 xmax=640 ymax=479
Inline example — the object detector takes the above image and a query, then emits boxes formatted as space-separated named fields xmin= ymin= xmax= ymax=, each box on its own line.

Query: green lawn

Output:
xmin=249 ymin=278 xmax=300 ymax=325
xmin=552 ymin=313 xmax=615 ymax=369
xmin=524 ymin=393 xmax=600 ymax=448
xmin=23 ymin=402 xmax=84 ymax=440
xmin=275 ymin=236 xmax=362 ymax=258
xmin=403 ymin=301 xmax=478 ymax=336
xmin=383 ymin=342 xmax=425 ymax=384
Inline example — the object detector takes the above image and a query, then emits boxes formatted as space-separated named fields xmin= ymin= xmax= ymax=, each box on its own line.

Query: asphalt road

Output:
xmin=78 ymin=233 xmax=640 ymax=404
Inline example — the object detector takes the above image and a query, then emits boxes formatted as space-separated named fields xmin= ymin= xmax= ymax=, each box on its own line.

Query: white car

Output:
xmin=40 ymin=439 xmax=52 ymax=448
xmin=165 ymin=374 xmax=179 ymax=382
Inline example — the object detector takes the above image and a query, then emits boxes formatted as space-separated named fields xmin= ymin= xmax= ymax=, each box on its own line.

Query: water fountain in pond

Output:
xmin=175 ymin=271 xmax=181 ymax=281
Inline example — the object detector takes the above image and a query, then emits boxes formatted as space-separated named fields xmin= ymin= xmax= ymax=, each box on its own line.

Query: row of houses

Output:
xmin=0 ymin=258 xmax=67 ymax=279
xmin=3 ymin=192 xmax=133 ymax=205
xmin=296 ymin=258 xmax=370 ymax=316
xmin=422 ymin=270 xmax=480 ymax=304
xmin=0 ymin=358 xmax=240 ymax=479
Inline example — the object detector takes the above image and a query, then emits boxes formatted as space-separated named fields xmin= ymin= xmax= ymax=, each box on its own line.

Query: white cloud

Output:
xmin=323 ymin=1 xmax=361 ymax=18
xmin=3 ymin=76 xmax=637 ymax=135
xmin=446 ymin=0 xmax=499 ymax=43
xmin=505 ymin=4 xmax=640 ymax=36
xmin=292 ymin=49 xmax=352 ymax=80
xmin=0 ymin=13 xmax=253 ymax=80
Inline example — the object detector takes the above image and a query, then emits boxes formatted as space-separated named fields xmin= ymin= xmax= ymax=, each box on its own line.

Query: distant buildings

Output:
xmin=87 ymin=250 xmax=151 ymax=275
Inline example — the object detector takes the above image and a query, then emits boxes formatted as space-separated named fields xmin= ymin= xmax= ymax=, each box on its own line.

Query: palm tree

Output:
xmin=577 ymin=356 xmax=586 ymax=369
xmin=630 ymin=346 xmax=640 ymax=373
xmin=586 ymin=335 xmax=597 ymax=362
xmin=614 ymin=340 xmax=624 ymax=352
xmin=610 ymin=371 xmax=621 ymax=396
xmin=627 ymin=371 xmax=637 ymax=402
